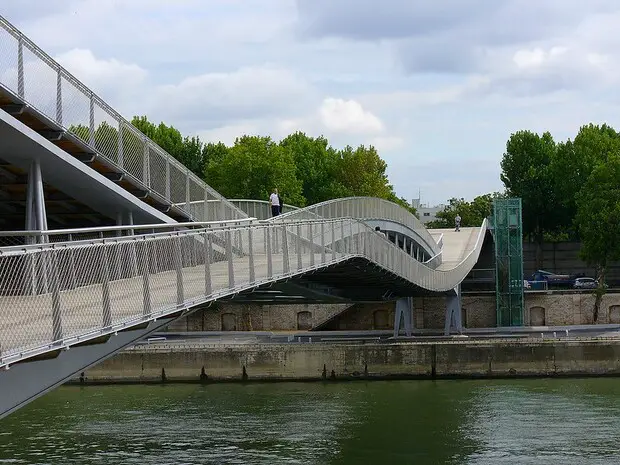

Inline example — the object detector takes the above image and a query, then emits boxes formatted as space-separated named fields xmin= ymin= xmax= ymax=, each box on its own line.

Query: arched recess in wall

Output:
xmin=609 ymin=305 xmax=620 ymax=324
xmin=529 ymin=306 xmax=546 ymax=326
xmin=297 ymin=311 xmax=312 ymax=330
xmin=373 ymin=309 xmax=390 ymax=330
xmin=221 ymin=313 xmax=237 ymax=331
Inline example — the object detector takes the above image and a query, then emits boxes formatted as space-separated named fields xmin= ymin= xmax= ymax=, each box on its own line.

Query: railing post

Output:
xmin=248 ymin=228 xmax=255 ymax=283
xmin=226 ymin=230 xmax=234 ymax=288
xmin=185 ymin=173 xmax=191 ymax=213
xmin=140 ymin=239 xmax=152 ymax=316
xmin=56 ymin=69 xmax=62 ymax=125
xmin=296 ymin=224 xmax=302 ymax=271
xmin=282 ymin=225 xmax=290 ymax=274
xmin=309 ymin=223 xmax=315 ymax=267
xmin=204 ymin=232 xmax=212 ymax=295
xmin=17 ymin=35 xmax=24 ymax=98
xmin=237 ymin=230 xmax=243 ymax=255
xmin=165 ymin=161 xmax=171 ymax=200
xmin=174 ymin=236 xmax=184 ymax=305
xmin=266 ymin=227 xmax=273 ymax=278
xmin=143 ymin=140 xmax=150 ymax=186
xmin=331 ymin=222 xmax=336 ymax=261
xmin=89 ymin=93 xmax=95 ymax=146
xmin=48 ymin=249 xmax=63 ymax=342
xmin=101 ymin=242 xmax=112 ymax=328
xmin=68 ymin=233 xmax=77 ymax=289
xmin=117 ymin=121 xmax=124 ymax=168
xmin=203 ymin=190 xmax=209 ymax=222
xmin=320 ymin=222 xmax=326 ymax=264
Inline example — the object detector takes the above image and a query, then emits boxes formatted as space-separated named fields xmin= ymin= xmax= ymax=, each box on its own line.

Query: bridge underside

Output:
xmin=230 ymin=258 xmax=441 ymax=304
xmin=0 ymin=106 xmax=179 ymax=230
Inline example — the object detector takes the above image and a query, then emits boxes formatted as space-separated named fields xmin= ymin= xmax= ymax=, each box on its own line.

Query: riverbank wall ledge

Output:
xmin=76 ymin=339 xmax=620 ymax=384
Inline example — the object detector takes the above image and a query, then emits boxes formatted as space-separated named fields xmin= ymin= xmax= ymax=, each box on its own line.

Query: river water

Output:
xmin=2 ymin=378 xmax=620 ymax=464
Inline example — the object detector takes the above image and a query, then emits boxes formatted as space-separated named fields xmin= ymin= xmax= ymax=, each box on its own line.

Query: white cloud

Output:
xmin=198 ymin=122 xmax=262 ymax=145
xmin=368 ymin=136 xmax=405 ymax=152
xmin=149 ymin=66 xmax=314 ymax=127
xmin=5 ymin=1 xmax=620 ymax=207
xmin=56 ymin=48 xmax=148 ymax=97
xmin=318 ymin=98 xmax=384 ymax=134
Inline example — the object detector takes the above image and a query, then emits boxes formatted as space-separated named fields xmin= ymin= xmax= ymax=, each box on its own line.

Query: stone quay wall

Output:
xmin=78 ymin=339 xmax=620 ymax=384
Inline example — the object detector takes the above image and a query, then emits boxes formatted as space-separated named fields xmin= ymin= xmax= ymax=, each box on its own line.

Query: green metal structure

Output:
xmin=493 ymin=198 xmax=524 ymax=326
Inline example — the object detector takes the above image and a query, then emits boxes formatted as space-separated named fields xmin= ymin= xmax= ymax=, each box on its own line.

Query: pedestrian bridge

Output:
xmin=0 ymin=15 xmax=489 ymax=418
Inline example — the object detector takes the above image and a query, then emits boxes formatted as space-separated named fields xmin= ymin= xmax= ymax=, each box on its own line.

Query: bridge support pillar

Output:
xmin=444 ymin=286 xmax=463 ymax=335
xmin=25 ymin=159 xmax=47 ymax=240
xmin=393 ymin=297 xmax=413 ymax=338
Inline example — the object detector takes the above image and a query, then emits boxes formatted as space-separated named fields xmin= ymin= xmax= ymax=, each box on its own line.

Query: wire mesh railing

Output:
xmin=230 ymin=199 xmax=299 ymax=220
xmin=0 ymin=15 xmax=247 ymax=222
xmin=270 ymin=197 xmax=441 ymax=257
xmin=0 ymin=217 xmax=487 ymax=367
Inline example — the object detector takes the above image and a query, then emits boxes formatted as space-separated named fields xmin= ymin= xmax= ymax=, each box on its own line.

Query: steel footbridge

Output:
xmin=0 ymin=15 xmax=489 ymax=418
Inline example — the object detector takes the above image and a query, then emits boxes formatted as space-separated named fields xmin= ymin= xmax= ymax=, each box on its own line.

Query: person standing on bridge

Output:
xmin=455 ymin=214 xmax=461 ymax=232
xmin=269 ymin=188 xmax=281 ymax=216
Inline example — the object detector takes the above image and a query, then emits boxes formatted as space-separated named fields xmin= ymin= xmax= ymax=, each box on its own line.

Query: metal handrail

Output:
xmin=269 ymin=196 xmax=441 ymax=256
xmin=229 ymin=199 xmax=299 ymax=220
xmin=0 ymin=217 xmax=486 ymax=366
xmin=0 ymin=15 xmax=247 ymax=222
xmin=0 ymin=218 xmax=256 ymax=238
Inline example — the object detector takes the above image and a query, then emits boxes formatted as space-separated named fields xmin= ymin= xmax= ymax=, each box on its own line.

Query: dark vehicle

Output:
xmin=529 ymin=270 xmax=585 ymax=290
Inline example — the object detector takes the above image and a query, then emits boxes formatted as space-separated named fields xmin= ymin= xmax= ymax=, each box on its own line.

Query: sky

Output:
xmin=2 ymin=1 xmax=620 ymax=205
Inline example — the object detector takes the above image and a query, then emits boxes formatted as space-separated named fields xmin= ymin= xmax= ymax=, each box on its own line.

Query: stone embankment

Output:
xmin=75 ymin=338 xmax=620 ymax=384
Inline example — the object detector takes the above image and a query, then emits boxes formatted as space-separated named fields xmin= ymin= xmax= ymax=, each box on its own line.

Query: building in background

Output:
xmin=411 ymin=198 xmax=447 ymax=224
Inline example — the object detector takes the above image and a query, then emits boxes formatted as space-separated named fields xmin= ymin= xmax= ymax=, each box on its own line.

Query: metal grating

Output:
xmin=493 ymin=198 xmax=524 ymax=326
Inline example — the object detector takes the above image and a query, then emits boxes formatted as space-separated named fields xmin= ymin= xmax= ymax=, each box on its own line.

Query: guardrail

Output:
xmin=0 ymin=217 xmax=486 ymax=366
xmin=269 ymin=197 xmax=441 ymax=257
xmin=229 ymin=199 xmax=299 ymax=220
xmin=0 ymin=15 xmax=246 ymax=222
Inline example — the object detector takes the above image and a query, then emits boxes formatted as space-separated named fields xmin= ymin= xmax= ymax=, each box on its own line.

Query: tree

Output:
xmin=426 ymin=193 xmax=501 ymax=229
xmin=335 ymin=145 xmax=393 ymax=199
xmin=131 ymin=116 xmax=204 ymax=177
xmin=279 ymin=132 xmax=344 ymax=205
xmin=551 ymin=124 xmax=620 ymax=240
xmin=575 ymin=154 xmax=620 ymax=322
xmin=204 ymin=135 xmax=305 ymax=205
xmin=501 ymin=130 xmax=559 ymax=267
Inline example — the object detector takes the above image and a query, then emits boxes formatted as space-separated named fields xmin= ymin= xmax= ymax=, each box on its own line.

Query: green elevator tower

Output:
xmin=493 ymin=198 xmax=524 ymax=326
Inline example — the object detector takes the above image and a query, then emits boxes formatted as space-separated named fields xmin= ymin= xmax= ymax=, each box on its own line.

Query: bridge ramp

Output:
xmin=430 ymin=227 xmax=481 ymax=271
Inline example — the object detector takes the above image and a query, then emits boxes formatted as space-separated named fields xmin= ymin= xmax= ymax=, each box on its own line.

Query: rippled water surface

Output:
xmin=2 ymin=379 xmax=620 ymax=464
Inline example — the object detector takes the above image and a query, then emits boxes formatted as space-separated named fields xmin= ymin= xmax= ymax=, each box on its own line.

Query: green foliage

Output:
xmin=279 ymin=132 xmax=345 ymax=205
xmin=72 ymin=116 xmax=416 ymax=212
xmin=204 ymin=135 xmax=305 ymax=206
xmin=575 ymin=153 xmax=620 ymax=321
xmin=426 ymin=193 xmax=503 ymax=228
xmin=131 ymin=116 xmax=204 ymax=176
xmin=575 ymin=154 xmax=620 ymax=269
xmin=501 ymin=130 xmax=559 ymax=243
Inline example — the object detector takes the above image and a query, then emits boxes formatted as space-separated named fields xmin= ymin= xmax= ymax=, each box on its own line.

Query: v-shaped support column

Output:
xmin=444 ymin=286 xmax=463 ymax=335
xmin=394 ymin=297 xmax=413 ymax=338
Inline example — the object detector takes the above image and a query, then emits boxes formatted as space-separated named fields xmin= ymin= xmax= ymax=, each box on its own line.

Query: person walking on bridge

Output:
xmin=455 ymin=214 xmax=461 ymax=232
xmin=269 ymin=188 xmax=281 ymax=217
